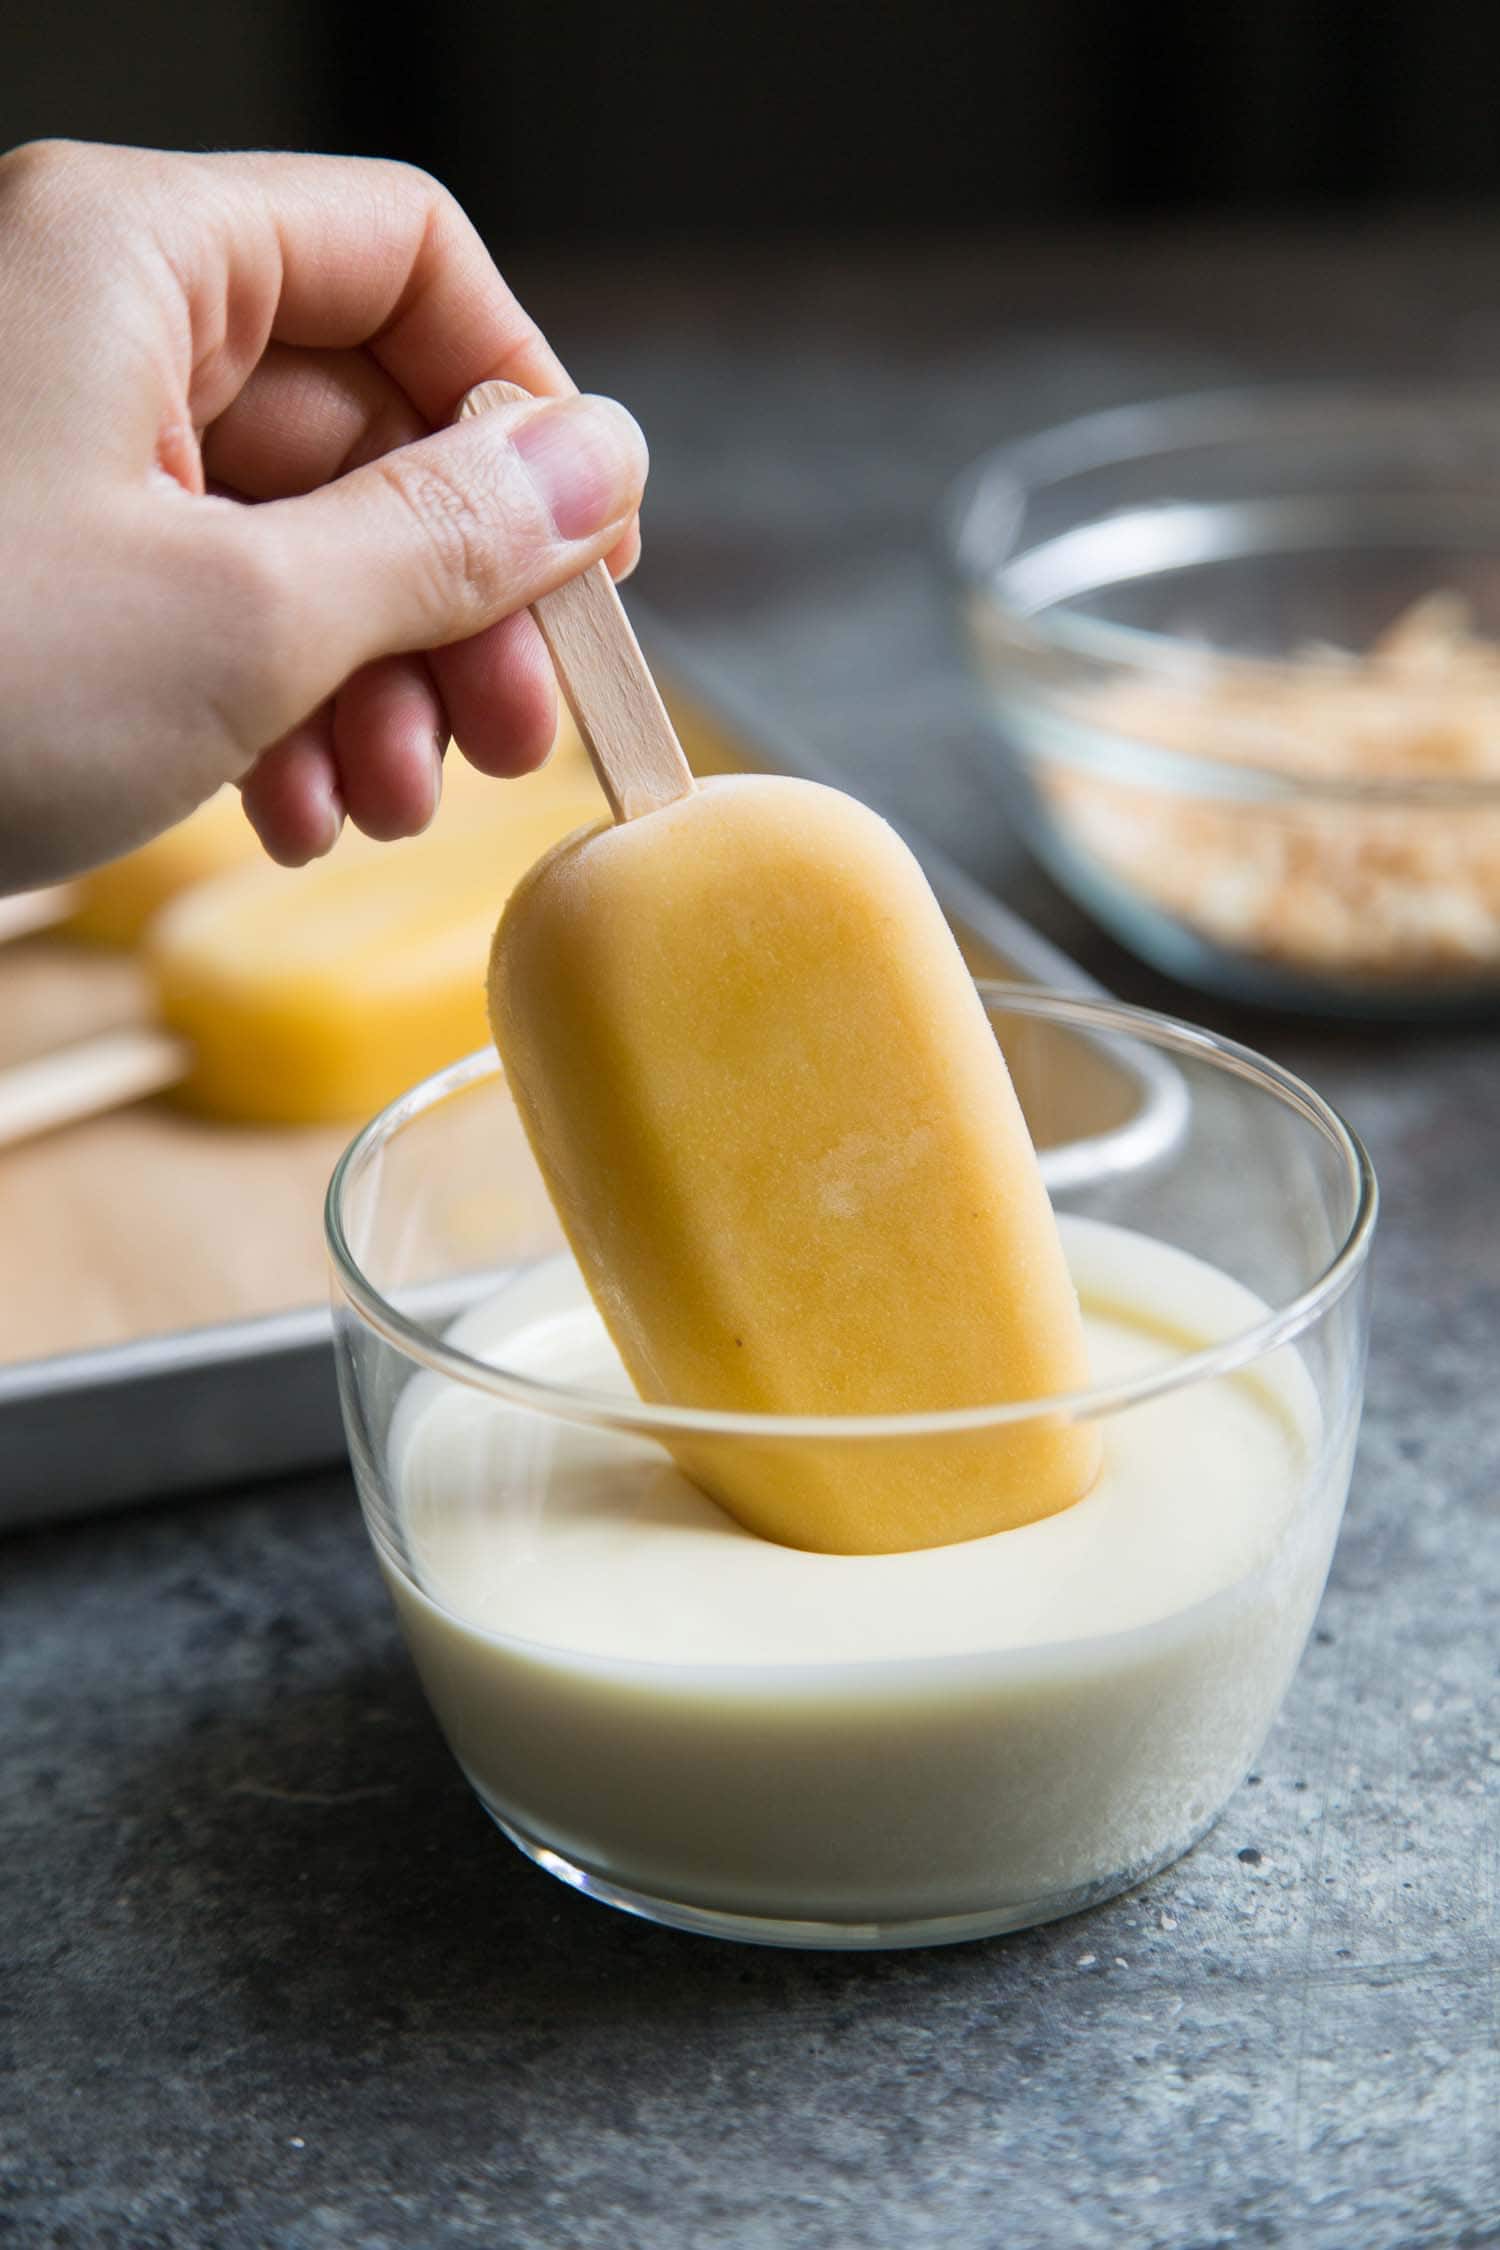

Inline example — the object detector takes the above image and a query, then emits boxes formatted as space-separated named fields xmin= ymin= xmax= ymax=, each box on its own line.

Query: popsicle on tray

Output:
xmin=0 ymin=718 xmax=602 ymax=1140
xmin=151 ymin=744 xmax=600 ymax=1124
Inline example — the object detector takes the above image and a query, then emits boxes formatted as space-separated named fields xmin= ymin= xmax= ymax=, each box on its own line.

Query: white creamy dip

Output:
xmin=381 ymin=1219 xmax=1347 ymax=1935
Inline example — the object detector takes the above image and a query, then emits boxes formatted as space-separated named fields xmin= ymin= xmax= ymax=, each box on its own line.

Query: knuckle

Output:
xmin=375 ymin=450 xmax=514 ymax=624
xmin=381 ymin=157 xmax=447 ymax=204
xmin=0 ymin=137 xmax=88 ymax=215
xmin=372 ymin=157 xmax=464 ymax=235
xmin=367 ymin=158 xmax=459 ymax=253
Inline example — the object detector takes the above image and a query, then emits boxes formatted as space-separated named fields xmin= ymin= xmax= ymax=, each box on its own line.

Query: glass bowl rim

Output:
xmin=947 ymin=376 xmax=1500 ymax=510
xmin=944 ymin=379 xmax=1500 ymax=805
xmin=324 ymin=984 xmax=1377 ymax=1441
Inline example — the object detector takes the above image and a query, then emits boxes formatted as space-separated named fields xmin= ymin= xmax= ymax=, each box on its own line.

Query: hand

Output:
xmin=0 ymin=140 xmax=648 ymax=886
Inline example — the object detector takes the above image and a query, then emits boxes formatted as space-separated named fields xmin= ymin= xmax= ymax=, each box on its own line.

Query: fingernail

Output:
xmin=611 ymin=520 xmax=644 ymax=584
xmin=243 ymin=779 xmax=342 ymax=866
xmin=422 ymin=733 xmax=445 ymax=831
xmin=313 ymin=782 xmax=345 ymax=858
xmin=511 ymin=395 xmax=648 ymax=542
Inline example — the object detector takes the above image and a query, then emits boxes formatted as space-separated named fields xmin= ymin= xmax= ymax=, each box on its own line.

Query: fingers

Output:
xmin=206 ymin=342 xmax=643 ymax=582
xmin=239 ymin=712 xmax=343 ymax=867
xmin=107 ymin=141 xmax=649 ymax=783
xmin=202 ymin=342 xmax=426 ymax=498
xmin=0 ymin=142 xmax=640 ymax=884
xmin=162 ymin=149 xmax=573 ymax=427
xmin=430 ymin=611 xmax=558 ymax=778
xmin=203 ymin=349 xmax=636 ymax=817
xmin=220 ymin=391 xmax=647 ymax=750
xmin=201 ymin=160 xmax=662 ymax=619
xmin=239 ymin=653 xmax=449 ymax=863
xmin=332 ymin=655 xmax=446 ymax=839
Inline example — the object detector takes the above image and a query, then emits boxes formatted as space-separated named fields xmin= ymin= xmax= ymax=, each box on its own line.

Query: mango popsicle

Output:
xmin=149 ymin=742 xmax=600 ymax=1124
xmin=488 ymin=773 xmax=1102 ymax=1555
xmin=0 ymin=720 xmax=602 ymax=1144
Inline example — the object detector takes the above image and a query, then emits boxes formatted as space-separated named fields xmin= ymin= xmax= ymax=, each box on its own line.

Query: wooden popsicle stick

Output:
xmin=0 ymin=1028 xmax=191 ymax=1151
xmin=457 ymin=380 xmax=697 ymax=823
xmin=0 ymin=883 xmax=80 ymax=944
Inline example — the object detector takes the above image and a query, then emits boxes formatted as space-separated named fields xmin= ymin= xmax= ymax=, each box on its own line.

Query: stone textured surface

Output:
xmin=4 ymin=226 xmax=1499 ymax=2247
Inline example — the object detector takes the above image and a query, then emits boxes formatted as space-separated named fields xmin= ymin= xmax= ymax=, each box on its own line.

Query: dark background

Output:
xmin=7 ymin=0 xmax=1500 ymax=249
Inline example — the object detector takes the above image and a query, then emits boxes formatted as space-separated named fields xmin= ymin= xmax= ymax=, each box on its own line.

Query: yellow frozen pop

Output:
xmin=490 ymin=775 xmax=1101 ymax=1553
xmin=0 ymin=719 xmax=603 ymax=1147
xmin=463 ymin=382 xmax=1099 ymax=1556
xmin=149 ymin=743 xmax=600 ymax=1123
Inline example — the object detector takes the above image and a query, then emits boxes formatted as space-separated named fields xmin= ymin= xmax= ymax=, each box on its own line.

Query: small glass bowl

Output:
xmin=946 ymin=385 xmax=1500 ymax=1015
xmin=326 ymin=989 xmax=1375 ymax=1950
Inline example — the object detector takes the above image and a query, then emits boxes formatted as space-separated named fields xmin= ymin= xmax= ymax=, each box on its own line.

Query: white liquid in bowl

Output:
xmin=382 ymin=1219 xmax=1350 ymax=1930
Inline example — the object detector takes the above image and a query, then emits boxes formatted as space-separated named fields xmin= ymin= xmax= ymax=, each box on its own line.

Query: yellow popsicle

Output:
xmin=149 ymin=735 xmax=600 ymax=1124
xmin=488 ymin=774 xmax=1101 ymax=1555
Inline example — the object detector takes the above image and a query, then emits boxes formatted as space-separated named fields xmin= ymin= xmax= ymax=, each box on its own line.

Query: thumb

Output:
xmin=226 ymin=392 xmax=647 ymax=744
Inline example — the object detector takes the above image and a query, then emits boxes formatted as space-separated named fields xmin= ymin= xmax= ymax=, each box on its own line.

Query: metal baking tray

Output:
xmin=0 ymin=618 xmax=1184 ymax=1534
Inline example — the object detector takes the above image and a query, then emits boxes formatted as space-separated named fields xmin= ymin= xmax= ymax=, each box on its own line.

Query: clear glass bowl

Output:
xmin=946 ymin=385 xmax=1500 ymax=1014
xmin=326 ymin=989 xmax=1376 ymax=1950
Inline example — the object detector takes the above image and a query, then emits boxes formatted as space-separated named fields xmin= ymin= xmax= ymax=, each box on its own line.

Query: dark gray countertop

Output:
xmin=5 ymin=225 xmax=1499 ymax=2249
